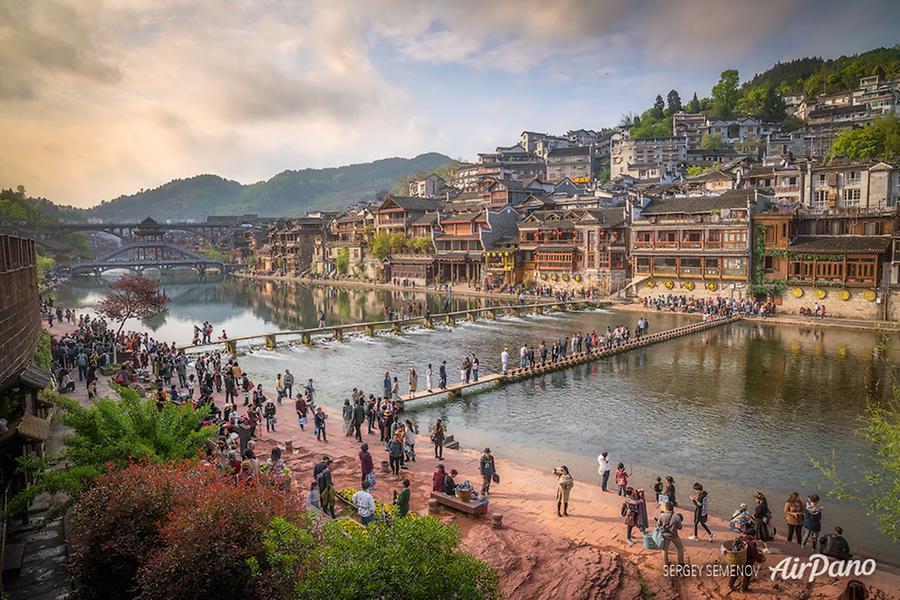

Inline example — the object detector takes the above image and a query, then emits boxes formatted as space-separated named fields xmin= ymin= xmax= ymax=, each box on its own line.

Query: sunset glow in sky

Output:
xmin=2 ymin=0 xmax=899 ymax=207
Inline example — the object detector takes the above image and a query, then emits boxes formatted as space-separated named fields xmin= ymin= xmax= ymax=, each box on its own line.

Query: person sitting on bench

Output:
xmin=443 ymin=468 xmax=458 ymax=496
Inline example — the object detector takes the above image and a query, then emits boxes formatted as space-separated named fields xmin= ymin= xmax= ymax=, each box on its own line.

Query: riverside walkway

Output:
xmin=180 ymin=299 xmax=603 ymax=355
xmin=401 ymin=314 xmax=740 ymax=403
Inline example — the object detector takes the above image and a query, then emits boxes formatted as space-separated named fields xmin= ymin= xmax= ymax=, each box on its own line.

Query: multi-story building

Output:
xmin=629 ymin=189 xmax=768 ymax=296
xmin=804 ymin=160 xmax=898 ymax=211
xmin=610 ymin=137 xmax=688 ymax=180
xmin=754 ymin=208 xmax=894 ymax=294
xmin=743 ymin=164 xmax=805 ymax=205
xmin=672 ymin=112 xmax=706 ymax=149
xmin=520 ymin=131 xmax=548 ymax=154
xmin=408 ymin=174 xmax=447 ymax=198
xmin=545 ymin=146 xmax=594 ymax=183
xmin=517 ymin=207 xmax=628 ymax=291
xmin=705 ymin=117 xmax=763 ymax=143
xmin=374 ymin=195 xmax=443 ymax=235
xmin=450 ymin=163 xmax=482 ymax=191
xmin=432 ymin=206 xmax=519 ymax=285
xmin=534 ymin=136 xmax=571 ymax=160
xmin=267 ymin=217 xmax=325 ymax=274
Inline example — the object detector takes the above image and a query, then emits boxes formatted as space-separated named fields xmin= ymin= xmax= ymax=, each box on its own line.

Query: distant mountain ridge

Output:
xmin=86 ymin=153 xmax=453 ymax=221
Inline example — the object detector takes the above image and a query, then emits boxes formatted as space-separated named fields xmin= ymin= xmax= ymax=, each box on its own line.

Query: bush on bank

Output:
xmin=68 ymin=460 xmax=500 ymax=600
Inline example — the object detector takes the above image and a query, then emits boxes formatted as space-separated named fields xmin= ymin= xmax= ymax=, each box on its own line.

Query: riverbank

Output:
xmin=237 ymin=271 xmax=900 ymax=334
xmin=42 ymin=319 xmax=900 ymax=599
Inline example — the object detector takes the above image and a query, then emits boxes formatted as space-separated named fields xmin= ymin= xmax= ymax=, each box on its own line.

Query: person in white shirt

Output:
xmin=500 ymin=348 xmax=509 ymax=373
xmin=351 ymin=480 xmax=377 ymax=526
xmin=519 ymin=345 xmax=528 ymax=368
xmin=597 ymin=451 xmax=611 ymax=492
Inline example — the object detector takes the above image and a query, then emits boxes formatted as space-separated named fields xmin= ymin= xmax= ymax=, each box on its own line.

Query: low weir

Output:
xmin=401 ymin=315 xmax=741 ymax=403
xmin=180 ymin=299 xmax=604 ymax=355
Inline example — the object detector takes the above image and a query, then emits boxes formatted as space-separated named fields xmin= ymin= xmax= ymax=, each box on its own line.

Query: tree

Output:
xmin=686 ymin=92 xmax=701 ymax=113
xmin=36 ymin=253 xmax=55 ymax=282
xmin=97 ymin=274 xmax=168 ymax=336
xmin=335 ymin=247 xmax=350 ymax=275
xmin=813 ymin=336 xmax=900 ymax=542
xmin=699 ymin=133 xmax=723 ymax=150
xmin=651 ymin=95 xmax=665 ymax=119
xmin=666 ymin=89 xmax=682 ymax=114
xmin=8 ymin=386 xmax=214 ymax=522
xmin=710 ymin=69 xmax=740 ymax=118
xmin=831 ymin=114 xmax=900 ymax=160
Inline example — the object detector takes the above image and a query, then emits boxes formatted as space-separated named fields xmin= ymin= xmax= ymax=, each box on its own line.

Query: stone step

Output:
xmin=3 ymin=542 xmax=25 ymax=576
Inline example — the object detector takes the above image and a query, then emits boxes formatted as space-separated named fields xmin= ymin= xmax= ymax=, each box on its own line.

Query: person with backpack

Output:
xmin=314 ymin=407 xmax=328 ymax=442
xmin=657 ymin=502 xmax=684 ymax=566
xmin=479 ymin=448 xmax=497 ymax=496
xmin=553 ymin=465 xmax=574 ymax=517
xmin=263 ymin=397 xmax=277 ymax=433
xmin=622 ymin=487 xmax=643 ymax=545
xmin=727 ymin=523 xmax=766 ymax=592
xmin=802 ymin=494 xmax=823 ymax=551
xmin=295 ymin=396 xmax=308 ymax=430
xmin=688 ymin=482 xmax=714 ymax=541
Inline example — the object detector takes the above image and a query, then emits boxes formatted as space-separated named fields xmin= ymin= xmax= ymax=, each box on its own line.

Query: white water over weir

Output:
xmin=179 ymin=300 xmax=604 ymax=355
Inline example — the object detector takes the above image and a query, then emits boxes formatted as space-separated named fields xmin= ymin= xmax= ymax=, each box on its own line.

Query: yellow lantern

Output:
xmin=815 ymin=289 xmax=826 ymax=299
xmin=863 ymin=290 xmax=877 ymax=302
xmin=839 ymin=289 xmax=850 ymax=301
xmin=792 ymin=288 xmax=803 ymax=298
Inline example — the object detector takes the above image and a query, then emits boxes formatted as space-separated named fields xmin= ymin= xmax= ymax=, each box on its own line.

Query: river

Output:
xmin=53 ymin=274 xmax=897 ymax=564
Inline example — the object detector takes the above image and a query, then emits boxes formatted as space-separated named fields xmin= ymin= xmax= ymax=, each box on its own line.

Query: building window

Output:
xmin=814 ymin=190 xmax=828 ymax=209
xmin=846 ymin=171 xmax=860 ymax=184
xmin=764 ymin=256 xmax=774 ymax=273
xmin=842 ymin=188 xmax=861 ymax=207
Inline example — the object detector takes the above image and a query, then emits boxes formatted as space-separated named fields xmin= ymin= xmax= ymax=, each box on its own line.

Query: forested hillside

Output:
xmin=87 ymin=153 xmax=453 ymax=221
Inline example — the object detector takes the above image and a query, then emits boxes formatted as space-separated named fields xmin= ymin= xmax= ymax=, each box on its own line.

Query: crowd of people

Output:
xmin=593 ymin=450 xmax=853 ymax=592
xmin=644 ymin=294 xmax=775 ymax=318
xmin=43 ymin=297 xmax=861 ymax=591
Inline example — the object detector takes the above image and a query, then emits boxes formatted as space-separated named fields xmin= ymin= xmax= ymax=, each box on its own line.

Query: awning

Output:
xmin=17 ymin=414 xmax=51 ymax=442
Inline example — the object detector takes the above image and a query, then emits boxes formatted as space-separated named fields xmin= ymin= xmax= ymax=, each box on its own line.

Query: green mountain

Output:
xmin=744 ymin=46 xmax=900 ymax=96
xmin=87 ymin=153 xmax=453 ymax=221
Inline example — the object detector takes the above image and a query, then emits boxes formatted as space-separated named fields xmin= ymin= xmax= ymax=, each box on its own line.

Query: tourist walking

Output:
xmin=439 ymin=361 xmax=447 ymax=389
xmin=408 ymin=368 xmax=418 ymax=399
xmin=425 ymin=363 xmax=433 ymax=392
xmin=784 ymin=491 xmax=804 ymax=545
xmin=342 ymin=399 xmax=354 ymax=436
xmin=479 ymin=448 xmax=496 ymax=496
xmin=388 ymin=434 xmax=404 ymax=475
xmin=275 ymin=373 xmax=285 ymax=404
xmin=283 ymin=369 xmax=294 ymax=398
xmin=471 ymin=354 xmax=479 ymax=381
xmin=383 ymin=371 xmax=391 ymax=400
xmin=314 ymin=407 xmax=327 ymax=442
xmin=432 ymin=418 xmax=444 ymax=459
xmin=263 ymin=397 xmax=277 ymax=433
xmin=553 ymin=465 xmax=574 ymax=517
xmin=662 ymin=476 xmax=677 ymax=507
xmin=688 ymin=482 xmax=714 ymax=541
xmin=623 ymin=487 xmax=646 ymax=545
xmin=404 ymin=419 xmax=417 ymax=462
xmin=394 ymin=479 xmax=411 ymax=518
xmin=295 ymin=396 xmax=308 ymax=430
xmin=657 ymin=502 xmax=685 ymax=566
xmin=359 ymin=443 xmax=375 ymax=487
xmin=597 ymin=451 xmax=611 ymax=492
xmin=500 ymin=348 xmax=509 ymax=373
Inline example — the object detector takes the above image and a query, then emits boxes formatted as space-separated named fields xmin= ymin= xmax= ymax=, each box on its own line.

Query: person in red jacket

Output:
xmin=433 ymin=464 xmax=447 ymax=492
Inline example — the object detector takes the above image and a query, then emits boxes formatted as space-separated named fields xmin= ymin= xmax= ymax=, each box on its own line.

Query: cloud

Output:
xmin=2 ymin=0 xmax=899 ymax=207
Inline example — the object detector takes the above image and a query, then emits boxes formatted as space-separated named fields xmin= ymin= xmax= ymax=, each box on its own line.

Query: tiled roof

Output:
xmin=789 ymin=235 xmax=892 ymax=254
xmin=411 ymin=212 xmax=439 ymax=226
xmin=642 ymin=190 xmax=755 ymax=215
xmin=383 ymin=196 xmax=444 ymax=211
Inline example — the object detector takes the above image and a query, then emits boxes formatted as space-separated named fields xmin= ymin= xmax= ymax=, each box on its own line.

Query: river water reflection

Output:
xmin=54 ymin=275 xmax=896 ymax=563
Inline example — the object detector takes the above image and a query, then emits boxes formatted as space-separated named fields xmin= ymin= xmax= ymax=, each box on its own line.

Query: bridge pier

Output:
xmin=445 ymin=315 xmax=455 ymax=326
xmin=301 ymin=333 xmax=312 ymax=346
xmin=423 ymin=318 xmax=433 ymax=329
xmin=224 ymin=340 xmax=237 ymax=357
xmin=391 ymin=322 xmax=401 ymax=333
xmin=365 ymin=325 xmax=375 ymax=336
xmin=265 ymin=335 xmax=276 ymax=350
xmin=333 ymin=328 xmax=343 ymax=341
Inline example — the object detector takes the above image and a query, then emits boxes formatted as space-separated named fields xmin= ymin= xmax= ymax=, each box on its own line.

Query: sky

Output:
xmin=2 ymin=0 xmax=899 ymax=208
